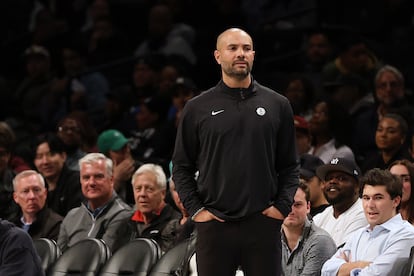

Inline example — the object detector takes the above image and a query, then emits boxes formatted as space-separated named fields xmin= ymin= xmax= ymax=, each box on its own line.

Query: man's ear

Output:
xmin=13 ymin=192 xmax=19 ymax=204
xmin=159 ymin=188 xmax=167 ymax=201
xmin=214 ymin=50 xmax=221 ymax=65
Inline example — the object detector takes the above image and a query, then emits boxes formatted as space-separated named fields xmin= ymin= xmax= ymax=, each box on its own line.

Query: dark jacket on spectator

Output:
xmin=13 ymin=207 xmax=63 ymax=241
xmin=46 ymin=165 xmax=83 ymax=217
xmin=0 ymin=219 xmax=44 ymax=276
xmin=123 ymin=204 xmax=181 ymax=253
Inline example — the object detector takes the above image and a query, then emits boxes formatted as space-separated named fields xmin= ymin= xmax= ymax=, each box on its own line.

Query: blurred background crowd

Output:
xmin=0 ymin=0 xmax=413 ymax=176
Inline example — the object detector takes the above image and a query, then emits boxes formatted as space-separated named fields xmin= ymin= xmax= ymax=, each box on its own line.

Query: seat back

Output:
xmin=406 ymin=245 xmax=414 ymax=276
xmin=100 ymin=238 xmax=161 ymax=276
xmin=33 ymin=238 xmax=62 ymax=274
xmin=389 ymin=245 xmax=414 ymax=276
xmin=149 ymin=236 xmax=196 ymax=276
xmin=48 ymin=238 xmax=111 ymax=276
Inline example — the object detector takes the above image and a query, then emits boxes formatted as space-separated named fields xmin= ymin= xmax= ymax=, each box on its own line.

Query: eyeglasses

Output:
xmin=58 ymin=126 xmax=81 ymax=134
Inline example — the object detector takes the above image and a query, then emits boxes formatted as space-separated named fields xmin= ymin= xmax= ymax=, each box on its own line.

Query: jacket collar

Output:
xmin=217 ymin=78 xmax=257 ymax=100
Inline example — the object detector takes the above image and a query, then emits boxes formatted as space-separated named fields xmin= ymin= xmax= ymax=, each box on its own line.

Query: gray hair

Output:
xmin=375 ymin=65 xmax=405 ymax=86
xmin=131 ymin=163 xmax=167 ymax=189
xmin=13 ymin=170 xmax=45 ymax=191
xmin=79 ymin=153 xmax=113 ymax=177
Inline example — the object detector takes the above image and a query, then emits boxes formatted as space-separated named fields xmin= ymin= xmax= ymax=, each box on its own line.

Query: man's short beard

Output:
xmin=225 ymin=68 xmax=250 ymax=80
xmin=326 ymin=192 xmax=357 ymax=205
xmin=326 ymin=196 xmax=341 ymax=205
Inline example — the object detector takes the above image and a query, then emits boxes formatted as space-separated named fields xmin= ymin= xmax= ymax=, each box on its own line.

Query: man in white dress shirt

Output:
xmin=313 ymin=157 xmax=367 ymax=247
xmin=322 ymin=168 xmax=414 ymax=275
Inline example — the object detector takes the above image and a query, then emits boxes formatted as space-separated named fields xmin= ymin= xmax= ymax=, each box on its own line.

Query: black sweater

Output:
xmin=172 ymin=79 xmax=299 ymax=221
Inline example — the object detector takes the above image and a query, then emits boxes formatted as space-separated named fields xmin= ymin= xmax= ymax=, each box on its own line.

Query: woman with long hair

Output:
xmin=388 ymin=159 xmax=414 ymax=224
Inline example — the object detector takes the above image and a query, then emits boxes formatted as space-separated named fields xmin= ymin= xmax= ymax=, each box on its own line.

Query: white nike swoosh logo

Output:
xmin=211 ymin=110 xmax=224 ymax=116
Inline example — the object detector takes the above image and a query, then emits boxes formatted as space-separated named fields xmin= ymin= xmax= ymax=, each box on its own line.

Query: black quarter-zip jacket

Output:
xmin=172 ymin=79 xmax=299 ymax=221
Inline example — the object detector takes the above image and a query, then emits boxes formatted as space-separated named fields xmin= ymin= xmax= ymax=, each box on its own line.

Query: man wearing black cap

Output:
xmin=313 ymin=157 xmax=367 ymax=248
xmin=300 ymin=154 xmax=329 ymax=217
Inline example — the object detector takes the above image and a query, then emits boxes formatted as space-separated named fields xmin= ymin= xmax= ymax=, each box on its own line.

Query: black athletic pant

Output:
xmin=195 ymin=212 xmax=282 ymax=276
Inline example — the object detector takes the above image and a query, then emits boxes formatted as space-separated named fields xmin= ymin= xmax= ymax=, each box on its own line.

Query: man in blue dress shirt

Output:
xmin=322 ymin=168 xmax=414 ymax=275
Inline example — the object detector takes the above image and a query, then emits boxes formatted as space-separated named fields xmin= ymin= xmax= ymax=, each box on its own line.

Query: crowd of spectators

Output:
xmin=0 ymin=0 xmax=413 ymax=173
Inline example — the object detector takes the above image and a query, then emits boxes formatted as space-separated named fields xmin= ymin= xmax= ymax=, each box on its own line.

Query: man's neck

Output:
xmin=141 ymin=201 xmax=166 ymax=225
xmin=282 ymin=225 xmax=303 ymax=251
xmin=222 ymin=74 xmax=251 ymax=88
xmin=88 ymin=194 xmax=113 ymax=212
xmin=23 ymin=213 xmax=36 ymax=224
xmin=333 ymin=197 xmax=358 ymax=218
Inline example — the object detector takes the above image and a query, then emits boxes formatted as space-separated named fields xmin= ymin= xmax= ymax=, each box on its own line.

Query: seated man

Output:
xmin=313 ymin=157 xmax=367 ymax=247
xmin=97 ymin=129 xmax=142 ymax=205
xmin=282 ymin=182 xmax=337 ymax=275
xmin=299 ymin=153 xmax=329 ymax=217
xmin=322 ymin=168 xmax=414 ymax=275
xmin=121 ymin=163 xmax=181 ymax=253
xmin=57 ymin=153 xmax=132 ymax=252
xmin=12 ymin=170 xmax=63 ymax=241
xmin=0 ymin=218 xmax=44 ymax=275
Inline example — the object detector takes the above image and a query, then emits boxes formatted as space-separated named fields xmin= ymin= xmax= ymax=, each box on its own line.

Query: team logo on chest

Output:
xmin=256 ymin=107 xmax=266 ymax=116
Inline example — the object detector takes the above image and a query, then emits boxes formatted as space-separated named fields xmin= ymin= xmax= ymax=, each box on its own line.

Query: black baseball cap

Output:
xmin=316 ymin=157 xmax=361 ymax=181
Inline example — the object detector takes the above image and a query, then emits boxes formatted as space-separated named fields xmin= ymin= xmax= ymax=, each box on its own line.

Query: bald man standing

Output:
xmin=172 ymin=27 xmax=299 ymax=276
